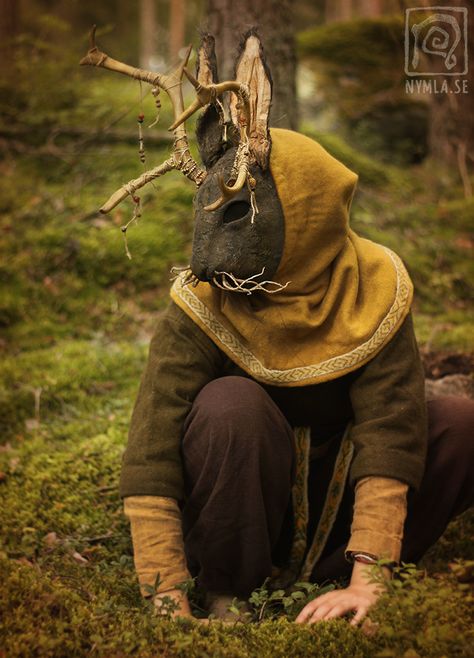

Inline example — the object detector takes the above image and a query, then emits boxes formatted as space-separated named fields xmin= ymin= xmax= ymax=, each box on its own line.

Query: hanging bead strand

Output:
xmin=137 ymin=80 xmax=146 ymax=165
xmin=137 ymin=113 xmax=145 ymax=164
xmin=148 ymin=86 xmax=162 ymax=128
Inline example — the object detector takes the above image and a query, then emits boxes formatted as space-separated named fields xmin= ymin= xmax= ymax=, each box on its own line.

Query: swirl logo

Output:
xmin=405 ymin=7 xmax=468 ymax=76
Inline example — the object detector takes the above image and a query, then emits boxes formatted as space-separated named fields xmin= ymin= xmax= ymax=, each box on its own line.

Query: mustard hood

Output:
xmin=171 ymin=128 xmax=413 ymax=386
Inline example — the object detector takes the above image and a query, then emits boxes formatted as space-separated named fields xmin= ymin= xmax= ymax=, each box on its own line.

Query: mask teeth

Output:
xmin=213 ymin=268 xmax=290 ymax=295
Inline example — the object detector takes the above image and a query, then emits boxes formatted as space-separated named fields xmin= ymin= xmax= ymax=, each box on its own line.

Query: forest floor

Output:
xmin=1 ymin=96 xmax=473 ymax=656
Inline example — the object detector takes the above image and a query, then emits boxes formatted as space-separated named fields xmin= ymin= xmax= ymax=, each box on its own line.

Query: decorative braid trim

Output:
xmin=171 ymin=247 xmax=412 ymax=385
xmin=288 ymin=427 xmax=311 ymax=574
xmin=299 ymin=430 xmax=354 ymax=581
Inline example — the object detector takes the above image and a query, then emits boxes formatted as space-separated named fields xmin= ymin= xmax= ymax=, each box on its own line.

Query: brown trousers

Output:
xmin=180 ymin=376 xmax=474 ymax=597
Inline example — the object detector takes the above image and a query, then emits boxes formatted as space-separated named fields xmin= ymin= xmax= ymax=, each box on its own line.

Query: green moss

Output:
xmin=414 ymin=312 xmax=474 ymax=352
xmin=0 ymin=145 xmax=193 ymax=349
xmin=370 ymin=566 xmax=474 ymax=658
xmin=0 ymin=338 xmax=144 ymax=438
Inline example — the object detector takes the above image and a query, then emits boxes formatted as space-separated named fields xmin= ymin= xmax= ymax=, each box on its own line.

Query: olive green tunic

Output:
xmin=119 ymin=302 xmax=427 ymax=500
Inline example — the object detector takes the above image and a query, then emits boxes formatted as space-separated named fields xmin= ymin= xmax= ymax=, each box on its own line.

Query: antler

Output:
xmin=169 ymin=68 xmax=252 ymax=211
xmin=80 ymin=26 xmax=206 ymax=213
xmin=204 ymin=142 xmax=251 ymax=212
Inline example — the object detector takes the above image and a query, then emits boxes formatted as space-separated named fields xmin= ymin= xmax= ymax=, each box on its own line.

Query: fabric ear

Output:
xmin=196 ymin=33 xmax=218 ymax=87
xmin=230 ymin=31 xmax=272 ymax=170
xmin=195 ymin=33 xmax=239 ymax=168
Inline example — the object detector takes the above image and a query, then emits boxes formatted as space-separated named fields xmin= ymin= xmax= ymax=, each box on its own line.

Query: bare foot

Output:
xmin=205 ymin=592 xmax=250 ymax=622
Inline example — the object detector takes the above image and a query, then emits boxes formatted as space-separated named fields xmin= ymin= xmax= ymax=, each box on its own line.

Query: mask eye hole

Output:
xmin=222 ymin=200 xmax=251 ymax=224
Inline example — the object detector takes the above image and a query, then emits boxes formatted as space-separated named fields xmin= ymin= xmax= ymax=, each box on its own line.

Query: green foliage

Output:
xmin=244 ymin=580 xmax=337 ymax=622
xmin=0 ymin=16 xmax=84 ymax=136
xmin=0 ymin=143 xmax=194 ymax=349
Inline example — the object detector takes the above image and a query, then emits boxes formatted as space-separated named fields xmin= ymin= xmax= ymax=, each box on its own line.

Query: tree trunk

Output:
xmin=326 ymin=0 xmax=353 ymax=22
xmin=424 ymin=1 xmax=474 ymax=190
xmin=169 ymin=0 xmax=186 ymax=62
xmin=0 ymin=0 xmax=20 ymax=72
xmin=139 ymin=0 xmax=157 ymax=68
xmin=357 ymin=0 xmax=383 ymax=18
xmin=205 ymin=0 xmax=298 ymax=130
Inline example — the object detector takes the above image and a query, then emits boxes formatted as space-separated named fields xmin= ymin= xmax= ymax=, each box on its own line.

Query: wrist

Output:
xmin=346 ymin=550 xmax=397 ymax=573
xmin=350 ymin=558 xmax=392 ymax=590
xmin=346 ymin=551 xmax=378 ymax=565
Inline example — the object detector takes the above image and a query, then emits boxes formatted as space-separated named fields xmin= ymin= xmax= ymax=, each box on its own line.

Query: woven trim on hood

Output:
xmin=171 ymin=246 xmax=412 ymax=386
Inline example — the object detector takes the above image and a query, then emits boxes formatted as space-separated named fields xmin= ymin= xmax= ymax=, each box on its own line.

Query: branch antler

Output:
xmin=80 ymin=26 xmax=206 ymax=213
xmin=169 ymin=68 xmax=252 ymax=211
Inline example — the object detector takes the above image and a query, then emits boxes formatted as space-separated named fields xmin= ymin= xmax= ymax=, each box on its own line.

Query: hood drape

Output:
xmin=171 ymin=128 xmax=413 ymax=386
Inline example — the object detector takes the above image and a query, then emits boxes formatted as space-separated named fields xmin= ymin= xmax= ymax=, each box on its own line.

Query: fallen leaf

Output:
xmin=72 ymin=551 xmax=89 ymax=564
xmin=44 ymin=532 xmax=59 ymax=548
xmin=15 ymin=557 xmax=34 ymax=567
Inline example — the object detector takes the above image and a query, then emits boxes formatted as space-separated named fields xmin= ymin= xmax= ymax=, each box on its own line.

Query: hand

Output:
xmin=295 ymin=561 xmax=388 ymax=626
xmin=154 ymin=589 xmax=192 ymax=619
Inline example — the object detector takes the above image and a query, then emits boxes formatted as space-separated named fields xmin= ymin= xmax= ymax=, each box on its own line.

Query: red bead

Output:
xmin=138 ymin=113 xmax=145 ymax=122
xmin=132 ymin=195 xmax=140 ymax=204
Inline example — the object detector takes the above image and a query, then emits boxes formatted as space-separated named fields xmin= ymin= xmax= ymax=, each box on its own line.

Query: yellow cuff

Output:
xmin=345 ymin=476 xmax=408 ymax=563
xmin=124 ymin=495 xmax=191 ymax=596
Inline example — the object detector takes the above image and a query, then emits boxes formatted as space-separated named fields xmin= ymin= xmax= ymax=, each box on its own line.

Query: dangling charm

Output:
xmin=148 ymin=86 xmax=162 ymax=128
xmin=248 ymin=175 xmax=258 ymax=224
xmin=137 ymin=113 xmax=146 ymax=164
xmin=121 ymin=194 xmax=141 ymax=260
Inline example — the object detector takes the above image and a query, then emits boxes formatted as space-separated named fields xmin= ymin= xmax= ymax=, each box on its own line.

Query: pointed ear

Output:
xmin=196 ymin=32 xmax=218 ymax=87
xmin=195 ymin=34 xmax=238 ymax=168
xmin=230 ymin=31 xmax=272 ymax=169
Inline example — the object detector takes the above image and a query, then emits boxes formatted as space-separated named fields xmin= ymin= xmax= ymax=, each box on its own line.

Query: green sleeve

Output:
xmin=349 ymin=313 xmax=427 ymax=490
xmin=119 ymin=302 xmax=224 ymax=500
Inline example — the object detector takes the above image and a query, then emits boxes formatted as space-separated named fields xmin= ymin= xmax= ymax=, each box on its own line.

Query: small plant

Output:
xmin=245 ymin=578 xmax=336 ymax=622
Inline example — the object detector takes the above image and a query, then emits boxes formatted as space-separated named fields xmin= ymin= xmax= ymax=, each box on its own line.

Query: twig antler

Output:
xmin=169 ymin=68 xmax=252 ymax=211
xmin=80 ymin=26 xmax=206 ymax=214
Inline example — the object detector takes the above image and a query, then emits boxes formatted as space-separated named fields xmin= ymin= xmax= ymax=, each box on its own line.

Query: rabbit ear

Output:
xmin=196 ymin=32 xmax=218 ymax=86
xmin=230 ymin=30 xmax=273 ymax=170
xmin=195 ymin=33 xmax=239 ymax=168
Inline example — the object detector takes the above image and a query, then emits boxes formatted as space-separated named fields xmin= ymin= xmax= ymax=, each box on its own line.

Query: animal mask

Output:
xmin=80 ymin=28 xmax=286 ymax=294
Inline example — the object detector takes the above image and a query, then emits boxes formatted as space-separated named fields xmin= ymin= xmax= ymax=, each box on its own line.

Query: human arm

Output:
xmin=296 ymin=475 xmax=407 ymax=624
xmin=120 ymin=303 xmax=224 ymax=614
xmin=124 ymin=495 xmax=192 ymax=617
xmin=297 ymin=313 xmax=427 ymax=624
xmin=119 ymin=302 xmax=225 ymax=500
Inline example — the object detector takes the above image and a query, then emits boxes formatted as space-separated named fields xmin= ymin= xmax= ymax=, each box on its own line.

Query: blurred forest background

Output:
xmin=0 ymin=1 xmax=473 ymax=656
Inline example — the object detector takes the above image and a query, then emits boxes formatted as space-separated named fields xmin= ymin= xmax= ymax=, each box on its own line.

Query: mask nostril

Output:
xmin=222 ymin=200 xmax=251 ymax=224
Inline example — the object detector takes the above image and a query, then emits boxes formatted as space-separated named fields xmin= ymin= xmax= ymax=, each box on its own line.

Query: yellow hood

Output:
xmin=171 ymin=128 xmax=413 ymax=386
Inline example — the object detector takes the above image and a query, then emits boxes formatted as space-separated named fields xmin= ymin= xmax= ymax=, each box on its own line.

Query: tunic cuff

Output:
xmin=345 ymin=476 xmax=408 ymax=564
xmin=124 ymin=495 xmax=191 ymax=596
